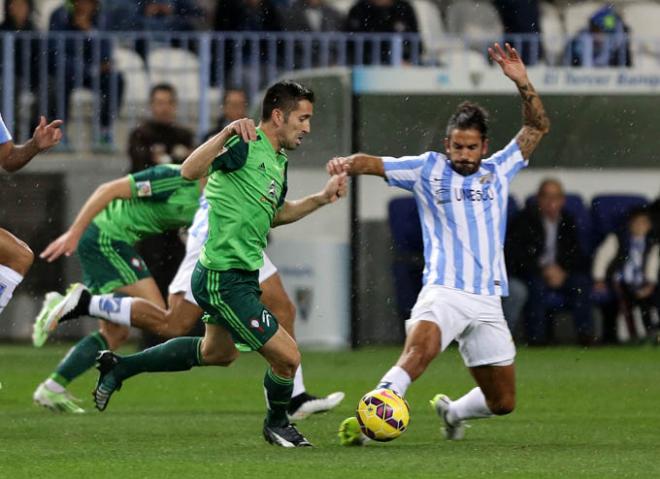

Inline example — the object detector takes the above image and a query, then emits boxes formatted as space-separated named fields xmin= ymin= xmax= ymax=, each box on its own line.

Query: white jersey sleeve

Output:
xmin=382 ymin=153 xmax=430 ymax=191
xmin=0 ymin=114 xmax=13 ymax=144
xmin=483 ymin=138 xmax=527 ymax=182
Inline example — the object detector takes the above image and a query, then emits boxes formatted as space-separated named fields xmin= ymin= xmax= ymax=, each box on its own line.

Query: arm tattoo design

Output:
xmin=515 ymin=82 xmax=550 ymax=159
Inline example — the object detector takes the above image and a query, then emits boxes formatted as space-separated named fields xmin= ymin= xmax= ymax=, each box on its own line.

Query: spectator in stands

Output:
xmin=650 ymin=194 xmax=660 ymax=241
xmin=128 ymin=83 xmax=194 ymax=172
xmin=127 ymin=83 xmax=195 ymax=345
xmin=48 ymin=0 xmax=124 ymax=146
xmin=283 ymin=0 xmax=345 ymax=32
xmin=505 ymin=179 xmax=593 ymax=345
xmin=565 ymin=5 xmax=632 ymax=67
xmin=593 ymin=208 xmax=659 ymax=343
xmin=204 ymin=88 xmax=249 ymax=140
xmin=0 ymin=0 xmax=40 ymax=138
xmin=345 ymin=0 xmax=421 ymax=64
xmin=492 ymin=0 xmax=542 ymax=65
xmin=140 ymin=0 xmax=204 ymax=32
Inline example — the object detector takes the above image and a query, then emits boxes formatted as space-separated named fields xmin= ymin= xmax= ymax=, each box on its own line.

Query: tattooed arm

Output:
xmin=489 ymin=43 xmax=550 ymax=160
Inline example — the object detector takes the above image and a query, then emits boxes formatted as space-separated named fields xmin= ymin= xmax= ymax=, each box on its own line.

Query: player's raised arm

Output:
xmin=326 ymin=154 xmax=385 ymax=177
xmin=272 ymin=173 xmax=348 ymax=227
xmin=0 ymin=116 xmax=63 ymax=173
xmin=181 ymin=118 xmax=257 ymax=180
xmin=40 ymin=177 xmax=132 ymax=262
xmin=488 ymin=43 xmax=550 ymax=160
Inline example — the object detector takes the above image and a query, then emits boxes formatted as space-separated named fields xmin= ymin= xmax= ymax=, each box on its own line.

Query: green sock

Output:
xmin=52 ymin=332 xmax=108 ymax=386
xmin=114 ymin=337 xmax=202 ymax=382
xmin=264 ymin=368 xmax=294 ymax=427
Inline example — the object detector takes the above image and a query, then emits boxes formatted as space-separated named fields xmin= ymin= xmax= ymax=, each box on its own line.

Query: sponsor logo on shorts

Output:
xmin=135 ymin=181 xmax=152 ymax=197
xmin=249 ymin=318 xmax=264 ymax=333
xmin=261 ymin=310 xmax=272 ymax=327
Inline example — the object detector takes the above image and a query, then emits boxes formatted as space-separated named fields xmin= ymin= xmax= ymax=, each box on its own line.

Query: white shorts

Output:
xmin=168 ymin=234 xmax=278 ymax=305
xmin=405 ymin=285 xmax=516 ymax=368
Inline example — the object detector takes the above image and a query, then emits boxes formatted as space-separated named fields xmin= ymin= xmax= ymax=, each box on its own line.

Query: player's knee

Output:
xmin=104 ymin=328 xmax=130 ymax=349
xmin=10 ymin=240 xmax=34 ymax=275
xmin=203 ymin=348 xmax=238 ymax=367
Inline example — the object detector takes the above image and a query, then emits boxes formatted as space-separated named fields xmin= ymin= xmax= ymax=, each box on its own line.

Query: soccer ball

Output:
xmin=356 ymin=388 xmax=410 ymax=442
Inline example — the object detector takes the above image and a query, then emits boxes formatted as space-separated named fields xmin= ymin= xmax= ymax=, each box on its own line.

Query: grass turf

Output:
xmin=0 ymin=344 xmax=658 ymax=478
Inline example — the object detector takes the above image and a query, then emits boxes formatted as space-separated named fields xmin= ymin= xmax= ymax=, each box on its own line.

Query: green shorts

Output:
xmin=77 ymin=223 xmax=151 ymax=294
xmin=191 ymin=262 xmax=279 ymax=351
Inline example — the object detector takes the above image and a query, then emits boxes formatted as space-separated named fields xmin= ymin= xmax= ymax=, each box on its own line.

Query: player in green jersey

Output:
xmin=32 ymin=164 xmax=201 ymax=413
xmin=92 ymin=81 xmax=347 ymax=447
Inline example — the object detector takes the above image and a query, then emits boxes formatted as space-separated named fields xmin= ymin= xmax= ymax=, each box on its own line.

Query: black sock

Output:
xmin=61 ymin=289 xmax=92 ymax=322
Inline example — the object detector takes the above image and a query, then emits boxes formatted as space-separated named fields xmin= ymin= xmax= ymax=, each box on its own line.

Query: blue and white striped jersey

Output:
xmin=383 ymin=139 xmax=527 ymax=296
xmin=188 ymin=194 xmax=210 ymax=242
xmin=0 ymin=114 xmax=12 ymax=144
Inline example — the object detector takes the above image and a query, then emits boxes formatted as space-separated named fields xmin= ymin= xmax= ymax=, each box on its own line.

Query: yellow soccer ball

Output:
xmin=356 ymin=388 xmax=410 ymax=442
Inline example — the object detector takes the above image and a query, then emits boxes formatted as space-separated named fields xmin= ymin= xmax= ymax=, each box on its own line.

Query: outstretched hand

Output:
xmin=224 ymin=118 xmax=257 ymax=142
xmin=40 ymin=231 xmax=80 ymax=263
xmin=488 ymin=43 xmax=528 ymax=85
xmin=321 ymin=173 xmax=348 ymax=204
xmin=326 ymin=157 xmax=351 ymax=176
xmin=32 ymin=116 xmax=63 ymax=151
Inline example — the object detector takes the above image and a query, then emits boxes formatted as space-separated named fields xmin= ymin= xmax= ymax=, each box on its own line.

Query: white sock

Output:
xmin=89 ymin=294 xmax=133 ymax=326
xmin=377 ymin=366 xmax=412 ymax=397
xmin=44 ymin=378 xmax=65 ymax=393
xmin=447 ymin=387 xmax=494 ymax=424
xmin=292 ymin=365 xmax=305 ymax=397
xmin=0 ymin=264 xmax=23 ymax=316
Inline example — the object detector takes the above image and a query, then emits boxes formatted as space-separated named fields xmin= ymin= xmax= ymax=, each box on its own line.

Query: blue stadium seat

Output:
xmin=388 ymin=197 xmax=423 ymax=319
xmin=387 ymin=195 xmax=521 ymax=318
xmin=590 ymin=194 xmax=648 ymax=247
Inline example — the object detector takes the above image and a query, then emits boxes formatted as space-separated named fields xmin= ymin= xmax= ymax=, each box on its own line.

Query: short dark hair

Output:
xmin=446 ymin=101 xmax=489 ymax=139
xmin=150 ymin=83 xmax=177 ymax=102
xmin=627 ymin=206 xmax=650 ymax=223
xmin=261 ymin=81 xmax=314 ymax=122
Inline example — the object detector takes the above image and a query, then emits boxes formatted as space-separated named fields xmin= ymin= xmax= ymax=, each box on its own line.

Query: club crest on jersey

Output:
xmin=268 ymin=180 xmax=277 ymax=199
xmin=135 ymin=181 xmax=152 ymax=197
xmin=479 ymin=173 xmax=493 ymax=184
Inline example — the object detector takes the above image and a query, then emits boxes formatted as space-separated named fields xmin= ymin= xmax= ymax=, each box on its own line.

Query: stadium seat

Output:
xmin=388 ymin=196 xmax=423 ymax=320
xmin=113 ymin=47 xmax=150 ymax=117
xmin=411 ymin=0 xmax=446 ymax=64
xmin=147 ymin=47 xmax=200 ymax=103
xmin=590 ymin=194 xmax=648 ymax=247
xmin=445 ymin=0 xmax=503 ymax=52
xmin=563 ymin=2 xmax=603 ymax=38
xmin=36 ymin=0 xmax=64 ymax=32
xmin=621 ymin=2 xmax=660 ymax=56
xmin=333 ymin=0 xmax=354 ymax=16
xmin=540 ymin=1 xmax=565 ymax=65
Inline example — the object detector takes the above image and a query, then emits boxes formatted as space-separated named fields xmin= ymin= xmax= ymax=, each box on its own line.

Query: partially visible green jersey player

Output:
xmin=33 ymin=164 xmax=200 ymax=413
xmin=92 ymin=81 xmax=348 ymax=448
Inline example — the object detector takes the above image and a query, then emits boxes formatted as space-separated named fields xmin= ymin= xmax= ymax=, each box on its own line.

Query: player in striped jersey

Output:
xmin=0 ymin=114 xmax=62 ymax=318
xmin=334 ymin=43 xmax=550 ymax=444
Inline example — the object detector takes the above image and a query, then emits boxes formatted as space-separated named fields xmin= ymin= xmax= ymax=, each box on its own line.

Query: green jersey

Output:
xmin=93 ymin=164 xmax=200 ymax=245
xmin=200 ymin=128 xmax=288 ymax=271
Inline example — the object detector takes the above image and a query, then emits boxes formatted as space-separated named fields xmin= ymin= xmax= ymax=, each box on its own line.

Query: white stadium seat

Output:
xmin=445 ymin=0 xmax=503 ymax=51
xmin=540 ymin=1 xmax=565 ymax=65
xmin=147 ymin=47 xmax=200 ymax=103
xmin=113 ymin=47 xmax=150 ymax=115
xmin=35 ymin=0 xmax=64 ymax=31
xmin=332 ymin=0 xmax=354 ymax=16
xmin=412 ymin=0 xmax=446 ymax=63
xmin=622 ymin=2 xmax=660 ymax=56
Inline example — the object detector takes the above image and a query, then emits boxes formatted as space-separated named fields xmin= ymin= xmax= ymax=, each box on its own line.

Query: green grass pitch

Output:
xmin=1 ymin=344 xmax=658 ymax=478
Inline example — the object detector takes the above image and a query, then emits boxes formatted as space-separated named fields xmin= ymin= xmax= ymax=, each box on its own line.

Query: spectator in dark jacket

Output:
xmin=0 ymin=0 xmax=40 ymax=138
xmin=48 ymin=0 xmax=124 ymax=145
xmin=492 ymin=0 xmax=542 ymax=65
xmin=345 ymin=0 xmax=421 ymax=64
xmin=506 ymin=179 xmax=593 ymax=345
xmin=565 ymin=5 xmax=632 ymax=67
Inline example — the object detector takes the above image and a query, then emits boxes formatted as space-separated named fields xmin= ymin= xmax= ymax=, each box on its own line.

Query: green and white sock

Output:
xmin=52 ymin=331 xmax=108 ymax=386
xmin=264 ymin=368 xmax=294 ymax=427
xmin=113 ymin=337 xmax=203 ymax=382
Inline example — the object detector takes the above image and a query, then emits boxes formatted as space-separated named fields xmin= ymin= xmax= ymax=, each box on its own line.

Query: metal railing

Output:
xmin=0 ymin=31 xmax=655 ymax=150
